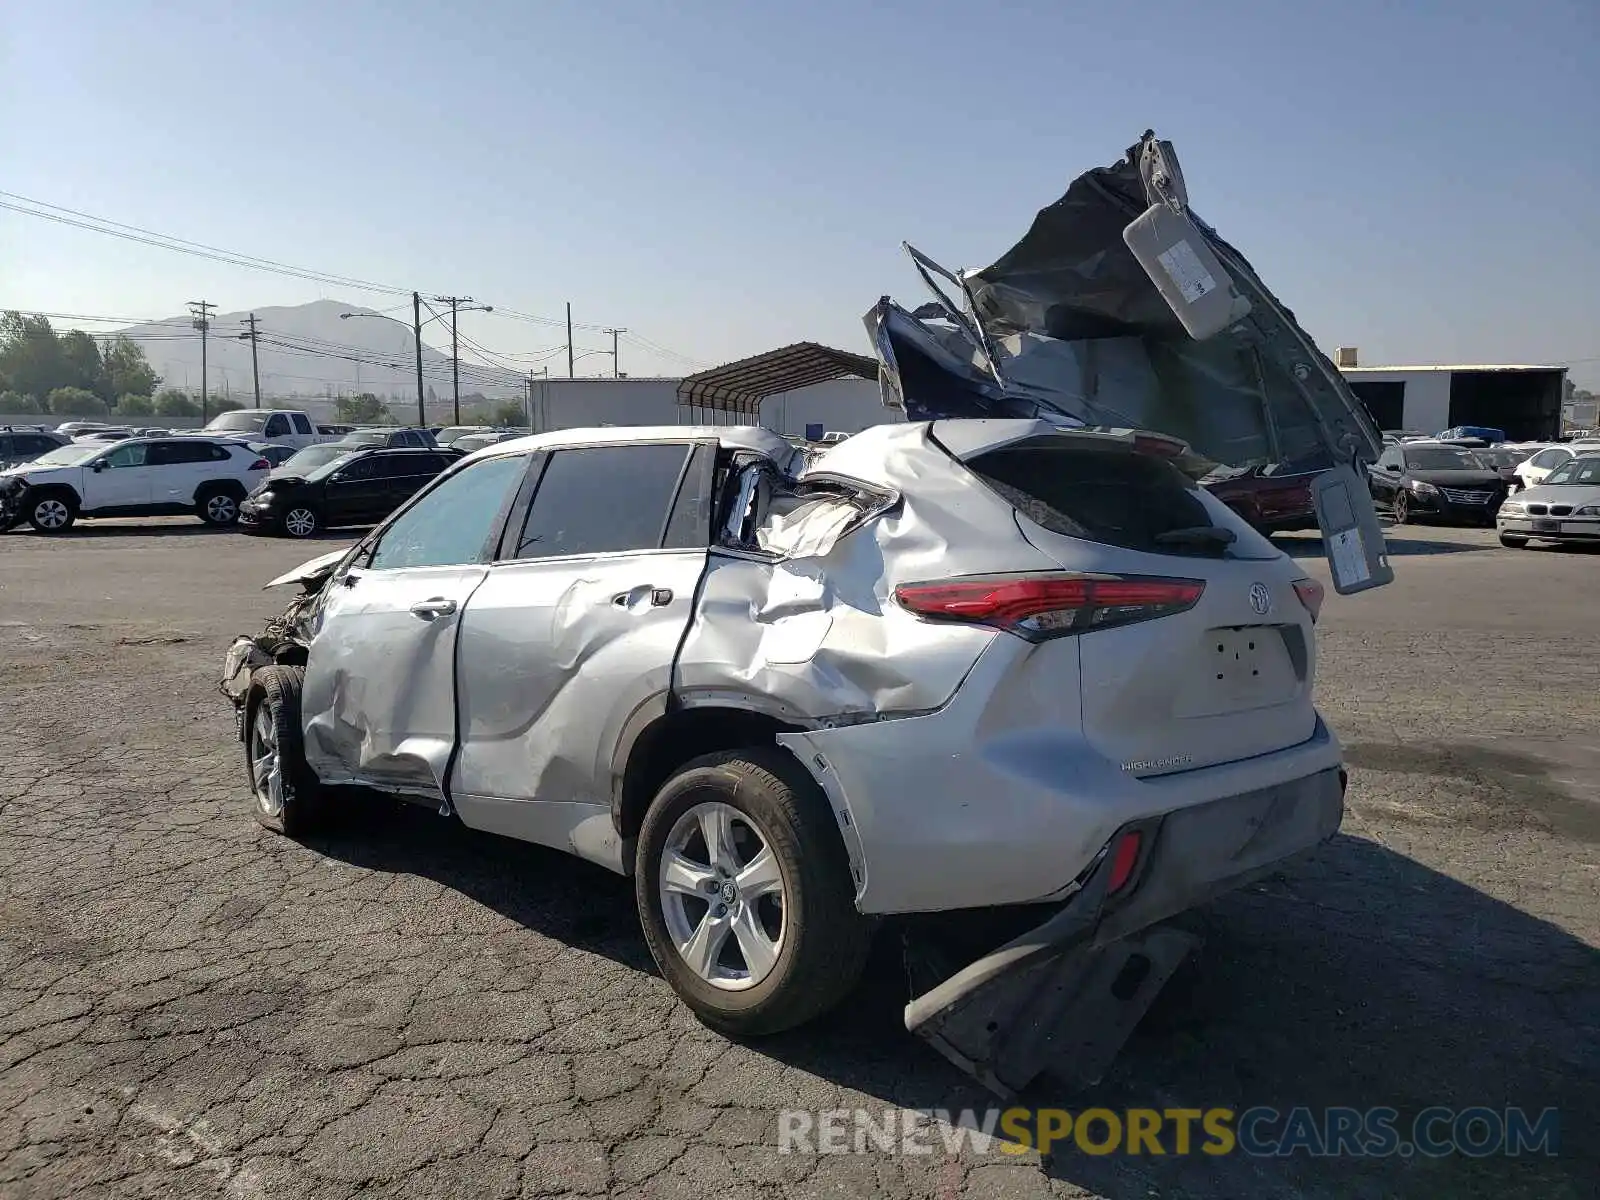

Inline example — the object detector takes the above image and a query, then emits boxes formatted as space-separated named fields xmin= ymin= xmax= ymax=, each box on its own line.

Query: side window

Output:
xmin=103 ymin=443 xmax=148 ymax=469
xmin=512 ymin=444 xmax=692 ymax=560
xmin=368 ymin=454 xmax=528 ymax=571
xmin=662 ymin=444 xmax=714 ymax=549
xmin=1377 ymin=449 xmax=1401 ymax=471
xmin=291 ymin=414 xmax=313 ymax=434
xmin=21 ymin=435 xmax=53 ymax=455
xmin=1530 ymin=449 xmax=1565 ymax=468
xmin=148 ymin=440 xmax=215 ymax=466
xmin=211 ymin=443 xmax=233 ymax=461
xmin=335 ymin=457 xmax=377 ymax=481
xmin=264 ymin=415 xmax=290 ymax=437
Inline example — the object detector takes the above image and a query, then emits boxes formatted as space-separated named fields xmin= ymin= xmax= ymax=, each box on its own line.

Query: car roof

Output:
xmin=476 ymin=424 xmax=796 ymax=460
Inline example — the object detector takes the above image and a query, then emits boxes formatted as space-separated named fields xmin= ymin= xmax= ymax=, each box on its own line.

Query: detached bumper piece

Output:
xmin=904 ymin=767 xmax=1346 ymax=1098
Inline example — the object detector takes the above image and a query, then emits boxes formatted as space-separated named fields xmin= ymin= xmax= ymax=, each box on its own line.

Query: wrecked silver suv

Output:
xmin=222 ymin=132 xmax=1390 ymax=1095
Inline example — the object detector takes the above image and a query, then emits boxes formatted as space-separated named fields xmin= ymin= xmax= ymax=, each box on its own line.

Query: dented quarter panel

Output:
xmin=448 ymin=547 xmax=710 ymax=869
xmin=672 ymin=424 xmax=1062 ymax=728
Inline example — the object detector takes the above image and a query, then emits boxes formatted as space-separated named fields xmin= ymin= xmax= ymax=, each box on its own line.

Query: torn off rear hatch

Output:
xmin=867 ymin=129 xmax=1391 ymax=596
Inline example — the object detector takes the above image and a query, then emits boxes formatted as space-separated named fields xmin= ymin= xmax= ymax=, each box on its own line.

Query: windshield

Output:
xmin=1546 ymin=458 xmax=1600 ymax=486
xmin=276 ymin=445 xmax=350 ymax=475
xmin=27 ymin=444 xmax=105 ymax=467
xmin=1479 ymin=448 xmax=1528 ymax=468
xmin=338 ymin=430 xmax=390 ymax=445
xmin=435 ymin=427 xmax=485 ymax=444
xmin=204 ymin=411 xmax=270 ymax=433
xmin=1404 ymin=448 xmax=1486 ymax=471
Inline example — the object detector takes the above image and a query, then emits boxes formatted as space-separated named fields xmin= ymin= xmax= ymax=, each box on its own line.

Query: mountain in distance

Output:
xmin=113 ymin=299 xmax=523 ymax=405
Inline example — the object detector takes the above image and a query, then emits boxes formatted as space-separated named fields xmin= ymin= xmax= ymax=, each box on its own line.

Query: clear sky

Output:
xmin=3 ymin=0 xmax=1597 ymax=386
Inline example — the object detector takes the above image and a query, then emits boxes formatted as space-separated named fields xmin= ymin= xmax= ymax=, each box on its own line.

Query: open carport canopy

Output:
xmin=676 ymin=342 xmax=880 ymax=416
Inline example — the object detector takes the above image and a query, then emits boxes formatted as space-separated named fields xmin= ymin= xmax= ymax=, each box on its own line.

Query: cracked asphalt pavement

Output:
xmin=1 ymin=520 xmax=1596 ymax=1199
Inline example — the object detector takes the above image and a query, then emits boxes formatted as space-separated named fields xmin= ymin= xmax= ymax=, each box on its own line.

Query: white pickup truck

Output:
xmin=197 ymin=409 xmax=334 ymax=450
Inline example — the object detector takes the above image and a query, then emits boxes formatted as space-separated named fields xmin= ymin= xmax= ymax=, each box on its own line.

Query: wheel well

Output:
xmin=27 ymin=483 xmax=79 ymax=507
xmin=197 ymin=479 xmax=246 ymax=500
xmin=617 ymin=707 xmax=803 ymax=845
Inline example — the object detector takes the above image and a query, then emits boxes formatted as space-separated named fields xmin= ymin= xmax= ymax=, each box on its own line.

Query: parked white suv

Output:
xmin=0 ymin=436 xmax=270 ymax=533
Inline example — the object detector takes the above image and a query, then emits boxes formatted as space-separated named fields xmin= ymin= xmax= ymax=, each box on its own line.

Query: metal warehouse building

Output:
xmin=1334 ymin=349 xmax=1568 ymax=441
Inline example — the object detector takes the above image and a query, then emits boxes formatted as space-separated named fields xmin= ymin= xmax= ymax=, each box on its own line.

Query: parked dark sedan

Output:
xmin=1202 ymin=464 xmax=1319 ymax=535
xmin=1368 ymin=441 xmax=1507 ymax=526
xmin=238 ymin=447 xmax=454 ymax=538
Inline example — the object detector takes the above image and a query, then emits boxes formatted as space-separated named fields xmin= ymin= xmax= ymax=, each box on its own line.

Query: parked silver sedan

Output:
xmin=1496 ymin=453 xmax=1600 ymax=548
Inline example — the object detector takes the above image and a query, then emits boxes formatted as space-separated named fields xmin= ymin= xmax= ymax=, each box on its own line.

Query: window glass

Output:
xmin=19 ymin=435 xmax=58 ymax=455
xmin=1377 ymin=449 xmax=1402 ymax=470
xmin=513 ymin=444 xmax=691 ymax=560
xmin=149 ymin=440 xmax=217 ymax=466
xmin=291 ymin=414 xmax=313 ymax=434
xmin=330 ymin=457 xmax=377 ymax=482
xmin=662 ymin=444 xmax=713 ymax=549
xmin=1544 ymin=462 xmax=1575 ymax=485
xmin=264 ymin=415 xmax=290 ymax=437
xmin=369 ymin=454 xmax=432 ymax=479
xmin=1530 ymin=449 xmax=1567 ymax=468
xmin=102 ymin=442 xmax=148 ymax=468
xmin=369 ymin=454 xmax=527 ymax=570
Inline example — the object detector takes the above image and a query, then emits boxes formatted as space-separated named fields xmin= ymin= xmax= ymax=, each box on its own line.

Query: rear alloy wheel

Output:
xmin=246 ymin=665 xmax=322 ymax=837
xmin=199 ymin=489 xmax=241 ymax=527
xmin=282 ymin=507 xmax=319 ymax=539
xmin=635 ymin=748 xmax=872 ymax=1037
xmin=27 ymin=493 xmax=75 ymax=534
xmin=1498 ymin=533 xmax=1528 ymax=549
xmin=1392 ymin=491 xmax=1410 ymax=525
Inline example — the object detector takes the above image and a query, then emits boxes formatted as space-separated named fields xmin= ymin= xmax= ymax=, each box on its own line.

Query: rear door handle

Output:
xmin=409 ymin=597 xmax=457 ymax=620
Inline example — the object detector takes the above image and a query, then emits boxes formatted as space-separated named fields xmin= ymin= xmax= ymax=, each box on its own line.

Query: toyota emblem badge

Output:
xmin=1249 ymin=583 xmax=1272 ymax=616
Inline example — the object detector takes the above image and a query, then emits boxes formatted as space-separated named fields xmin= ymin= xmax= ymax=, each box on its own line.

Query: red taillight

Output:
xmin=894 ymin=573 xmax=1204 ymax=640
xmin=1107 ymin=831 xmax=1143 ymax=894
xmin=249 ymin=457 xmax=270 ymax=471
xmin=1292 ymin=577 xmax=1325 ymax=623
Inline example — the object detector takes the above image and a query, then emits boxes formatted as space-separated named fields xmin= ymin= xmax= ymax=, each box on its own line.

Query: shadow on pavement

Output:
xmin=1277 ymin=532 xmax=1497 ymax=558
xmin=309 ymin=797 xmax=1596 ymax=1199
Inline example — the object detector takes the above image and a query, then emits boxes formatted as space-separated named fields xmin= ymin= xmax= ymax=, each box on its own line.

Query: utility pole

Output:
xmin=604 ymin=328 xmax=627 ymax=378
xmin=411 ymin=292 xmax=425 ymax=428
xmin=566 ymin=302 xmax=575 ymax=379
xmin=188 ymin=300 xmax=215 ymax=422
xmin=432 ymin=296 xmax=475 ymax=425
xmin=239 ymin=314 xmax=263 ymax=408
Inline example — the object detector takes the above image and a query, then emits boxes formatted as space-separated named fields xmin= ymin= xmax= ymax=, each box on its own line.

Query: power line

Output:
xmin=0 ymin=193 xmax=414 ymax=296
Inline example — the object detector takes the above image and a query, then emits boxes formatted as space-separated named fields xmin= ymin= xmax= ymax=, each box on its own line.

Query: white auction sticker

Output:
xmin=1157 ymin=239 xmax=1218 ymax=304
xmin=1328 ymin=527 xmax=1371 ymax=588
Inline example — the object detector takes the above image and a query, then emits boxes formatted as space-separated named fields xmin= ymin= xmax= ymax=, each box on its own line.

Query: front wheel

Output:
xmin=281 ymin=506 xmax=320 ymax=539
xmin=1392 ymin=491 xmax=1410 ymax=525
xmin=27 ymin=492 xmax=76 ymax=534
xmin=246 ymin=665 xmax=323 ymax=837
xmin=635 ymin=748 xmax=871 ymax=1037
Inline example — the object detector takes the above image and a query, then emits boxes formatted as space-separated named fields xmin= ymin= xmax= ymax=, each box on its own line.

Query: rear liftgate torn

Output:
xmin=869 ymin=131 xmax=1380 ymax=1096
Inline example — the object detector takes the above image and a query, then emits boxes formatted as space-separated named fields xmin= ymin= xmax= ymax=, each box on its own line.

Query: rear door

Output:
xmin=947 ymin=428 xmax=1317 ymax=777
xmin=299 ymin=452 xmax=532 ymax=798
xmin=146 ymin=439 xmax=218 ymax=505
xmin=450 ymin=441 xmax=714 ymax=851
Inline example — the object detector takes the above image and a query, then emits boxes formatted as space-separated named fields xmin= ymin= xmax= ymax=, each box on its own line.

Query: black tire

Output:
xmin=635 ymin=747 xmax=872 ymax=1037
xmin=197 ymin=484 xmax=244 ymax=527
xmin=280 ymin=505 xmax=320 ymax=539
xmin=1391 ymin=490 xmax=1410 ymax=525
xmin=26 ymin=489 xmax=77 ymax=534
xmin=1499 ymin=533 xmax=1528 ymax=549
xmin=245 ymin=665 xmax=323 ymax=837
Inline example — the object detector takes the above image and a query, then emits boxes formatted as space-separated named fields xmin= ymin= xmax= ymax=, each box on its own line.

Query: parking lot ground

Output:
xmin=1 ymin=520 xmax=1597 ymax=1199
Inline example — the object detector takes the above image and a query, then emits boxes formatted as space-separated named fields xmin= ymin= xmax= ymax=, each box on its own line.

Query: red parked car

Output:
xmin=1202 ymin=463 xmax=1320 ymax=536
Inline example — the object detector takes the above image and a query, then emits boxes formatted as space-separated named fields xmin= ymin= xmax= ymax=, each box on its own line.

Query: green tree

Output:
xmin=117 ymin=393 xmax=155 ymax=417
xmin=101 ymin=335 xmax=160 ymax=399
xmin=210 ymin=398 xmax=244 ymax=415
xmin=47 ymin=386 xmax=106 ymax=416
xmin=0 ymin=311 xmax=64 ymax=401
xmin=335 ymin=392 xmax=389 ymax=424
xmin=489 ymin=400 xmax=526 ymax=427
xmin=155 ymin=389 xmax=199 ymax=418
xmin=57 ymin=331 xmax=104 ymax=396
xmin=0 ymin=390 xmax=32 ymax=415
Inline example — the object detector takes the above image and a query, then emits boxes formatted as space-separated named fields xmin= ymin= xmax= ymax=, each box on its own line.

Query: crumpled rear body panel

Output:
xmin=867 ymin=132 xmax=1383 ymax=474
